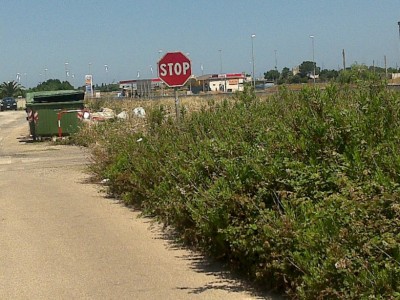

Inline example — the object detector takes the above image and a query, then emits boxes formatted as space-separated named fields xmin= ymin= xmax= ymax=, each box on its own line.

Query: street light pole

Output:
xmin=65 ymin=62 xmax=69 ymax=81
xmin=398 ymin=21 xmax=400 ymax=41
xmin=157 ymin=50 xmax=162 ymax=74
xmin=251 ymin=34 xmax=256 ymax=88
xmin=218 ymin=49 xmax=222 ymax=74
xmin=104 ymin=64 xmax=109 ymax=91
xmin=397 ymin=22 xmax=400 ymax=70
xmin=158 ymin=49 xmax=163 ymax=96
xmin=218 ymin=49 xmax=225 ymax=92
xmin=201 ymin=63 xmax=205 ymax=92
xmin=310 ymin=35 xmax=315 ymax=84
xmin=274 ymin=49 xmax=278 ymax=84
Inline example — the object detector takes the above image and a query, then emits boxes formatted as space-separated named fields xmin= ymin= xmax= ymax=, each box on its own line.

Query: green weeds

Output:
xmin=75 ymin=83 xmax=400 ymax=298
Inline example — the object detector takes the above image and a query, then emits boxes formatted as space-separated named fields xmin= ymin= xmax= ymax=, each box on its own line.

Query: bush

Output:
xmin=78 ymin=83 xmax=400 ymax=298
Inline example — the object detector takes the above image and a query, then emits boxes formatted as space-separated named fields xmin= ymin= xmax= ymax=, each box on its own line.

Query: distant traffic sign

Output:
xmin=158 ymin=52 xmax=191 ymax=87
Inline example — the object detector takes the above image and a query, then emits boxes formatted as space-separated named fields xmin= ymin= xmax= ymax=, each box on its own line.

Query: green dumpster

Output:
xmin=26 ymin=90 xmax=85 ymax=140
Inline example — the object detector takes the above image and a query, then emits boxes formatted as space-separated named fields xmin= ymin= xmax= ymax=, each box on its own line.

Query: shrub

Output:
xmin=78 ymin=83 xmax=400 ymax=298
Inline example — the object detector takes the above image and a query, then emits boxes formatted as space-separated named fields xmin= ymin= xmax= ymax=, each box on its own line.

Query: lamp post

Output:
xmin=310 ymin=35 xmax=315 ymax=84
xmin=218 ymin=49 xmax=225 ymax=92
xmin=218 ymin=49 xmax=222 ymax=74
xmin=104 ymin=64 xmax=109 ymax=93
xmin=65 ymin=62 xmax=69 ymax=81
xmin=274 ymin=50 xmax=278 ymax=84
xmin=186 ymin=53 xmax=192 ymax=94
xmin=158 ymin=49 xmax=163 ymax=96
xmin=251 ymin=34 xmax=256 ymax=88
xmin=398 ymin=21 xmax=400 ymax=41
xmin=398 ymin=22 xmax=400 ymax=70
xmin=201 ymin=63 xmax=205 ymax=92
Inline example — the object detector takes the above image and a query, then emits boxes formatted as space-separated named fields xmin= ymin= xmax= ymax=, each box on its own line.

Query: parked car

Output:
xmin=0 ymin=97 xmax=17 ymax=111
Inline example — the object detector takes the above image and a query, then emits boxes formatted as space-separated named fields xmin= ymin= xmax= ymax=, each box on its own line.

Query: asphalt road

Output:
xmin=0 ymin=111 xmax=274 ymax=300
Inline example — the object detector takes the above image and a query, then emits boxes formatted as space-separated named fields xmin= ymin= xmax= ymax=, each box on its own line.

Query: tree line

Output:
xmin=0 ymin=78 xmax=121 ymax=99
xmin=0 ymin=79 xmax=74 ymax=99
xmin=264 ymin=62 xmax=399 ymax=84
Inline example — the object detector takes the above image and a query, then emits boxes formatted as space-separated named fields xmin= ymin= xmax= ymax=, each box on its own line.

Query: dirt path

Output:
xmin=0 ymin=111 xmax=273 ymax=299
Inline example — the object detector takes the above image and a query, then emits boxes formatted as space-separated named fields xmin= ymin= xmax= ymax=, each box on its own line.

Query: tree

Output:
xmin=299 ymin=61 xmax=320 ymax=78
xmin=1 ymin=81 xmax=23 ymax=98
xmin=319 ymin=69 xmax=339 ymax=81
xmin=96 ymin=83 xmax=120 ymax=92
xmin=30 ymin=79 xmax=74 ymax=92
xmin=276 ymin=67 xmax=291 ymax=84
xmin=281 ymin=67 xmax=291 ymax=79
xmin=388 ymin=67 xmax=399 ymax=73
xmin=264 ymin=69 xmax=280 ymax=81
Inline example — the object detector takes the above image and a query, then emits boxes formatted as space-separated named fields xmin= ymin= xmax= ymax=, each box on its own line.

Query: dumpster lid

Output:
xmin=26 ymin=90 xmax=84 ymax=103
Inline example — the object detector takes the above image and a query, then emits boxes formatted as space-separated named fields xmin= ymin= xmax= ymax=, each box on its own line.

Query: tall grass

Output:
xmin=74 ymin=83 xmax=400 ymax=299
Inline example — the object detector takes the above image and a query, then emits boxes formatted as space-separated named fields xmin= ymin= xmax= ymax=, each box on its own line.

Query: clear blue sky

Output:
xmin=1 ymin=0 xmax=400 ymax=87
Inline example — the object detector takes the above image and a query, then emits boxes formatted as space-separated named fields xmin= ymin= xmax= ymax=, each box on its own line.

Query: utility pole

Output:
xmin=251 ymin=34 xmax=256 ymax=88
xmin=342 ymin=49 xmax=346 ymax=70
xmin=398 ymin=21 xmax=400 ymax=40
xmin=309 ymin=35 xmax=315 ymax=84
xmin=384 ymin=55 xmax=387 ymax=78
xmin=398 ymin=22 xmax=400 ymax=71
xmin=218 ymin=49 xmax=222 ymax=74
xmin=274 ymin=50 xmax=278 ymax=84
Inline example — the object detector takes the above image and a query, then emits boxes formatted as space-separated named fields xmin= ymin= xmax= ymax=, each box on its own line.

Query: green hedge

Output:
xmin=83 ymin=83 xmax=400 ymax=299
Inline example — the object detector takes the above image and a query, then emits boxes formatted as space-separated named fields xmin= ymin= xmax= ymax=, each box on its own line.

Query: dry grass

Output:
xmin=86 ymin=84 xmax=331 ymax=116
xmin=79 ymin=94 xmax=233 ymax=145
xmin=86 ymin=93 xmax=237 ymax=116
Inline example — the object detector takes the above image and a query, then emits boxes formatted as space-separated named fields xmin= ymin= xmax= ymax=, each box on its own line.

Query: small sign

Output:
xmin=85 ymin=75 xmax=93 ymax=97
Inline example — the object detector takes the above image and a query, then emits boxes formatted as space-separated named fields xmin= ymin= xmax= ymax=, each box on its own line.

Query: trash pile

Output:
xmin=87 ymin=107 xmax=146 ymax=122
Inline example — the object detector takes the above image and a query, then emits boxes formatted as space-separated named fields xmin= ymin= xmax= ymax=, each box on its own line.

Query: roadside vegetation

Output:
xmin=73 ymin=79 xmax=400 ymax=299
xmin=264 ymin=62 xmax=398 ymax=85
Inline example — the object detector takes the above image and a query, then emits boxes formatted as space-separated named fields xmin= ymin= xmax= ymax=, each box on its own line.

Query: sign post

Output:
xmin=158 ymin=52 xmax=192 ymax=121
xmin=85 ymin=75 xmax=93 ymax=98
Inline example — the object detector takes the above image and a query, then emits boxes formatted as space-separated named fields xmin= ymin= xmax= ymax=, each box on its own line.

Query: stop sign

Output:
xmin=158 ymin=52 xmax=192 ymax=87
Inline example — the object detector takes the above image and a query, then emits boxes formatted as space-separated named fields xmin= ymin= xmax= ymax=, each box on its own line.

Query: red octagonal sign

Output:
xmin=158 ymin=52 xmax=192 ymax=87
